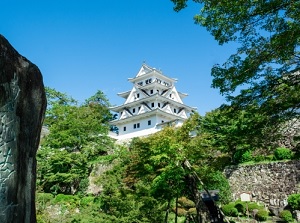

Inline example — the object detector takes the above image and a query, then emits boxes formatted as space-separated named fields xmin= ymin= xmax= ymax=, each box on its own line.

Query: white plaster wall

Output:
xmin=118 ymin=116 xmax=157 ymax=136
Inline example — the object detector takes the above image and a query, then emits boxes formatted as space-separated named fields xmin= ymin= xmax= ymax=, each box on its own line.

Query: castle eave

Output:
xmin=109 ymin=109 xmax=185 ymax=125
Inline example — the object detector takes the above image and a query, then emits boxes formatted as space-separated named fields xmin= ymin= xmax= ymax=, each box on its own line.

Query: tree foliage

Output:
xmin=171 ymin=0 xmax=300 ymax=146
xmin=37 ymin=88 xmax=114 ymax=194
xmin=121 ymin=114 xmax=231 ymax=222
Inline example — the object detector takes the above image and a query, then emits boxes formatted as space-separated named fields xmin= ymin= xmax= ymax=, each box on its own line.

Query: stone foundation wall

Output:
xmin=224 ymin=160 xmax=300 ymax=214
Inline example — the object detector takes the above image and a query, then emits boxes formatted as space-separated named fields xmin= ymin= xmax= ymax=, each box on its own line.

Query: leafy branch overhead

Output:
xmin=171 ymin=0 xmax=300 ymax=142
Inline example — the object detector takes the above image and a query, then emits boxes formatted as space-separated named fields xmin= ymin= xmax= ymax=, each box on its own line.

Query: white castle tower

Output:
xmin=109 ymin=63 xmax=195 ymax=140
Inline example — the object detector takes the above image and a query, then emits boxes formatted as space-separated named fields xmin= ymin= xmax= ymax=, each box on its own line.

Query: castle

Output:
xmin=109 ymin=63 xmax=195 ymax=140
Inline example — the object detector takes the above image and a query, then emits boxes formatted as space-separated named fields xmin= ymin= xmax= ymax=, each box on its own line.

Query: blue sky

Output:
xmin=1 ymin=0 xmax=237 ymax=115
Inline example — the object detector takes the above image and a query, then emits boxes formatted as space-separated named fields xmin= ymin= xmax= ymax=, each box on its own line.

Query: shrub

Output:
xmin=254 ymin=154 xmax=274 ymax=162
xmin=234 ymin=202 xmax=246 ymax=215
xmin=241 ymin=151 xmax=253 ymax=163
xmin=256 ymin=209 xmax=269 ymax=221
xmin=233 ymin=150 xmax=253 ymax=164
xmin=222 ymin=203 xmax=239 ymax=217
xmin=247 ymin=202 xmax=263 ymax=212
xmin=274 ymin=147 xmax=293 ymax=160
xmin=279 ymin=210 xmax=293 ymax=222
xmin=288 ymin=193 xmax=300 ymax=210
xmin=36 ymin=193 xmax=53 ymax=204
xmin=53 ymin=194 xmax=80 ymax=206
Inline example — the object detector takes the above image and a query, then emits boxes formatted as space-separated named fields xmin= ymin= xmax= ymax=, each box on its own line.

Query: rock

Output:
xmin=293 ymin=210 xmax=300 ymax=222
xmin=0 ymin=35 xmax=46 ymax=223
xmin=252 ymin=209 xmax=259 ymax=218
xmin=269 ymin=206 xmax=279 ymax=216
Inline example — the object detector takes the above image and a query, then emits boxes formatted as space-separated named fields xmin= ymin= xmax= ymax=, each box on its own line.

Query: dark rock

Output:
xmin=0 ymin=35 xmax=46 ymax=223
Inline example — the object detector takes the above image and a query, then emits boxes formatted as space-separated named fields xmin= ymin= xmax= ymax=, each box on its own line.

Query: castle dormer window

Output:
xmin=133 ymin=108 xmax=136 ymax=113
xmin=150 ymin=89 xmax=153 ymax=94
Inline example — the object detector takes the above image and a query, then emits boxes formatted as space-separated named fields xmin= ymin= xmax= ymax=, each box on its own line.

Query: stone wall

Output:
xmin=224 ymin=160 xmax=300 ymax=214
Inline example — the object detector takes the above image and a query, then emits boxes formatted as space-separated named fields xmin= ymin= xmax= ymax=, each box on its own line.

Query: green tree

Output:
xmin=199 ymin=106 xmax=276 ymax=162
xmin=37 ymin=148 xmax=88 ymax=194
xmin=44 ymin=88 xmax=112 ymax=155
xmin=171 ymin=0 xmax=300 ymax=145
xmin=37 ymin=88 xmax=114 ymax=194
xmin=124 ymin=115 xmax=230 ymax=222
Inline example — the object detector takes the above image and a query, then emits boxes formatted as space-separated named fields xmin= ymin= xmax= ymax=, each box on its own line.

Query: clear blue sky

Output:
xmin=1 ymin=0 xmax=236 ymax=115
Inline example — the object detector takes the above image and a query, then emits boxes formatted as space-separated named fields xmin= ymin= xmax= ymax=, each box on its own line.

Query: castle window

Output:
xmin=148 ymin=120 xmax=151 ymax=125
xmin=133 ymin=108 xmax=136 ymax=113
xmin=134 ymin=124 xmax=137 ymax=129
xmin=158 ymin=103 xmax=160 ymax=107
xmin=151 ymin=102 xmax=154 ymax=107
xmin=123 ymin=126 xmax=126 ymax=131
xmin=137 ymin=93 xmax=140 ymax=98
xmin=137 ymin=123 xmax=140 ymax=128
xmin=174 ymin=108 xmax=177 ymax=113
xmin=145 ymin=78 xmax=152 ymax=84
xmin=150 ymin=89 xmax=153 ymax=94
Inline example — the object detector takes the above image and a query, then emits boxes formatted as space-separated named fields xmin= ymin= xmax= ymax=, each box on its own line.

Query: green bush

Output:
xmin=274 ymin=147 xmax=293 ymax=160
xmin=288 ymin=193 xmax=300 ymax=210
xmin=199 ymin=169 xmax=232 ymax=204
xmin=241 ymin=151 xmax=253 ymax=163
xmin=234 ymin=202 xmax=246 ymax=215
xmin=36 ymin=193 xmax=53 ymax=204
xmin=256 ymin=209 xmax=269 ymax=221
xmin=279 ymin=210 xmax=293 ymax=222
xmin=254 ymin=154 xmax=274 ymax=162
xmin=233 ymin=150 xmax=253 ymax=163
xmin=53 ymin=194 xmax=80 ymax=206
xmin=222 ymin=203 xmax=239 ymax=217
xmin=247 ymin=202 xmax=264 ymax=212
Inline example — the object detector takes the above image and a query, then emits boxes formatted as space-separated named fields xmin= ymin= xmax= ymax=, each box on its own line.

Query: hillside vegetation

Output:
xmin=36 ymin=87 xmax=299 ymax=223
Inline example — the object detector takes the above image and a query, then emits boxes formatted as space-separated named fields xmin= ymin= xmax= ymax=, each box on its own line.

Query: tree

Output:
xmin=199 ymin=106 xmax=277 ymax=161
xmin=37 ymin=88 xmax=114 ymax=194
xmin=123 ymin=115 xmax=230 ymax=222
xmin=171 ymin=0 xmax=300 ymax=144
xmin=43 ymin=88 xmax=112 ymax=155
